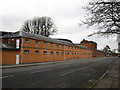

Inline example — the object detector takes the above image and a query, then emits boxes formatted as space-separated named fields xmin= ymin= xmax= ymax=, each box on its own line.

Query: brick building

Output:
xmin=80 ymin=39 xmax=105 ymax=57
xmin=0 ymin=31 xmax=105 ymax=64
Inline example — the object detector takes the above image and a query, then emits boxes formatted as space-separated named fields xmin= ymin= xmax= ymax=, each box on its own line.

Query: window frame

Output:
xmin=50 ymin=51 xmax=54 ymax=55
xmin=43 ymin=51 xmax=47 ymax=55
xmin=24 ymin=50 xmax=30 ymax=54
xmin=56 ymin=52 xmax=59 ymax=55
xmin=24 ymin=39 xmax=30 ymax=43
xmin=35 ymin=40 xmax=40 ymax=45
xmin=8 ymin=39 xmax=12 ymax=44
xmin=43 ymin=42 xmax=47 ymax=46
xmin=35 ymin=50 xmax=39 ymax=54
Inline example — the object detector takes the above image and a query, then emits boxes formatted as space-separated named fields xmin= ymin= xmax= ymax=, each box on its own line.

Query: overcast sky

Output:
xmin=0 ymin=0 xmax=118 ymax=51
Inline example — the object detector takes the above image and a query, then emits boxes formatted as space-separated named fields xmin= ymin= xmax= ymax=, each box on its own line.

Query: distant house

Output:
xmin=0 ymin=31 xmax=105 ymax=65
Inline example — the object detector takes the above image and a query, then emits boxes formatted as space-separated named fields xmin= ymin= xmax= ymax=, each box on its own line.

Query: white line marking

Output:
xmin=0 ymin=75 xmax=15 ymax=79
xmin=89 ymin=69 xmax=110 ymax=88
xmin=9 ymin=75 xmax=15 ymax=77
xmin=30 ymin=70 xmax=40 ymax=73
xmin=58 ymin=66 xmax=70 ymax=69
xmin=60 ymin=73 xmax=67 ymax=76
xmin=60 ymin=69 xmax=82 ymax=77
xmin=0 ymin=76 xmax=9 ymax=79
xmin=30 ymin=69 xmax=52 ymax=74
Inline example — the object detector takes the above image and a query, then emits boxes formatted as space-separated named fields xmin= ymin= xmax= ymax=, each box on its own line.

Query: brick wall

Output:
xmin=1 ymin=37 xmax=105 ymax=64
xmin=20 ymin=37 xmax=93 ymax=64
xmin=1 ymin=50 xmax=20 ymax=64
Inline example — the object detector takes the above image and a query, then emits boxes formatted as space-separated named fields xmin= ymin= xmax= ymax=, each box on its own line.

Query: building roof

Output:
xmin=1 ymin=31 xmax=90 ymax=49
xmin=0 ymin=31 xmax=13 ymax=37
xmin=80 ymin=39 xmax=97 ymax=45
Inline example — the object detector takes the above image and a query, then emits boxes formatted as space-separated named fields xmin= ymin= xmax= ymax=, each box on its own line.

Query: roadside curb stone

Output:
xmin=92 ymin=58 xmax=119 ymax=88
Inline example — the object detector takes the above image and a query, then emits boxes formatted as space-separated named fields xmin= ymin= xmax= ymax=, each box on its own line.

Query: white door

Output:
xmin=16 ymin=55 xmax=20 ymax=64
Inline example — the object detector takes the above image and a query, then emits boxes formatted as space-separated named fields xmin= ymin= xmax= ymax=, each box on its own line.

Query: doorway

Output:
xmin=16 ymin=54 xmax=20 ymax=64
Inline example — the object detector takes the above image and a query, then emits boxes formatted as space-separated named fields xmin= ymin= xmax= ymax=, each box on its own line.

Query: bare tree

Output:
xmin=80 ymin=0 xmax=120 ymax=52
xmin=80 ymin=0 xmax=120 ymax=36
xmin=103 ymin=45 xmax=112 ymax=56
xmin=21 ymin=16 xmax=57 ymax=37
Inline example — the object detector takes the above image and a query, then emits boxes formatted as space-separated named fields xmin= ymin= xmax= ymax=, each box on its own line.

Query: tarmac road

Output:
xmin=2 ymin=57 xmax=117 ymax=88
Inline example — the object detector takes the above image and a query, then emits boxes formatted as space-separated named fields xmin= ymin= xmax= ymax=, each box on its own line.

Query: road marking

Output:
xmin=0 ymin=76 xmax=9 ymax=79
xmin=30 ymin=68 xmax=52 ymax=74
xmin=58 ymin=66 xmax=70 ymax=69
xmin=0 ymin=75 xmax=15 ymax=79
xmin=60 ymin=69 xmax=81 ymax=77
xmin=30 ymin=70 xmax=41 ymax=73
xmin=9 ymin=75 xmax=15 ymax=78
xmin=60 ymin=73 xmax=67 ymax=76
xmin=89 ymin=69 xmax=110 ymax=88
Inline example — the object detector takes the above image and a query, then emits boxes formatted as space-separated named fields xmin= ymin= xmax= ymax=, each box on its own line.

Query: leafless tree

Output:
xmin=21 ymin=16 xmax=57 ymax=37
xmin=80 ymin=0 xmax=120 ymax=36
xmin=80 ymin=0 xmax=120 ymax=52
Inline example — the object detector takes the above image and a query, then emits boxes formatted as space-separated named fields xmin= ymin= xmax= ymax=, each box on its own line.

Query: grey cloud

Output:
xmin=1 ymin=15 xmax=27 ymax=32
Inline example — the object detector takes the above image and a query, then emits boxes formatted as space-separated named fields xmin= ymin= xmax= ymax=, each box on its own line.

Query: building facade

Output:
xmin=0 ymin=31 xmax=105 ymax=64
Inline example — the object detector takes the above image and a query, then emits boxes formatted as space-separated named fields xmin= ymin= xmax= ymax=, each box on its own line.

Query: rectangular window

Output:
xmin=56 ymin=52 xmax=59 ymax=55
xmin=8 ymin=39 xmax=12 ymax=44
xmin=35 ymin=40 xmax=39 ymax=45
xmin=61 ymin=52 xmax=64 ymax=55
xmin=16 ymin=39 xmax=20 ymax=49
xmin=35 ymin=50 xmax=39 ymax=54
xmin=50 ymin=43 xmax=53 ymax=46
xmin=24 ymin=50 xmax=30 ymax=54
xmin=56 ymin=44 xmax=59 ymax=47
xmin=62 ymin=45 xmax=64 ymax=48
xmin=25 ymin=39 xmax=30 ymax=43
xmin=50 ymin=51 xmax=54 ymax=55
xmin=43 ymin=51 xmax=47 ymax=55
xmin=43 ymin=42 xmax=47 ymax=46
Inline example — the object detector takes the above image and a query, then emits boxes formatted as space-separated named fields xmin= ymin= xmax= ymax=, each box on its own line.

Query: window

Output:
xmin=56 ymin=44 xmax=59 ymax=47
xmin=43 ymin=51 xmax=47 ymax=55
xmin=8 ymin=39 xmax=12 ymax=44
xmin=35 ymin=50 xmax=39 ymax=54
xmin=62 ymin=45 xmax=64 ymax=48
xmin=25 ymin=39 xmax=30 ymax=43
xmin=35 ymin=40 xmax=39 ymax=45
xmin=56 ymin=52 xmax=59 ymax=55
xmin=24 ymin=50 xmax=30 ymax=54
xmin=50 ymin=51 xmax=54 ymax=55
xmin=16 ymin=39 xmax=20 ymax=49
xmin=50 ymin=43 xmax=53 ymax=46
xmin=43 ymin=42 xmax=47 ymax=46
xmin=61 ymin=52 xmax=64 ymax=55
xmin=67 ymin=53 xmax=69 ymax=55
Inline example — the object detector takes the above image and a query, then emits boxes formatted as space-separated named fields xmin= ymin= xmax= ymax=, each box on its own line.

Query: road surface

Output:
xmin=2 ymin=57 xmax=117 ymax=88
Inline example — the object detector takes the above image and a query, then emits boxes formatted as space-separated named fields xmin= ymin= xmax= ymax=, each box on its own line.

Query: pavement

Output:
xmin=1 ymin=57 xmax=120 ymax=88
xmin=89 ymin=57 xmax=120 ymax=88
xmin=1 ymin=61 xmax=54 ymax=69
